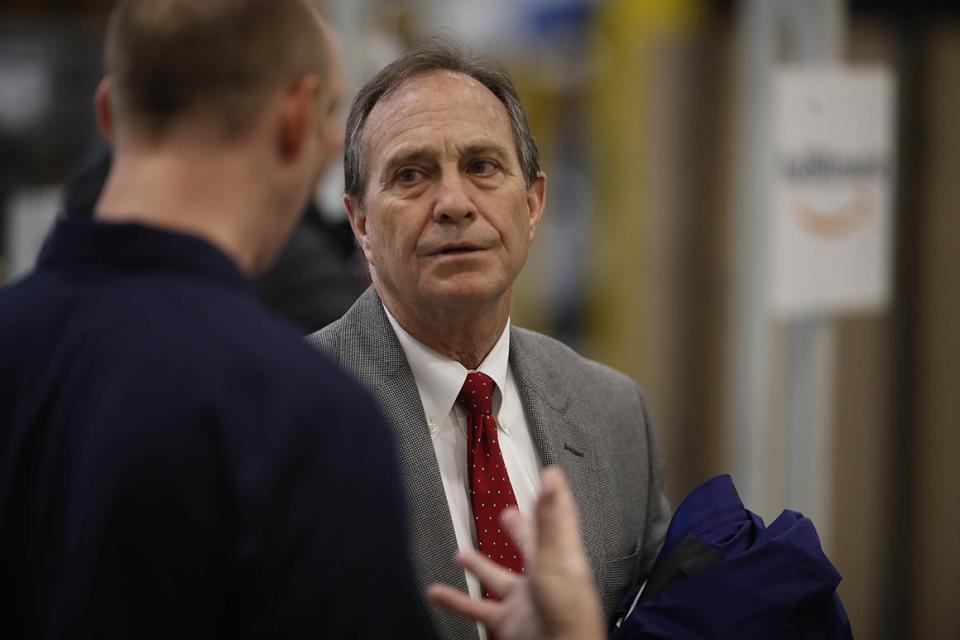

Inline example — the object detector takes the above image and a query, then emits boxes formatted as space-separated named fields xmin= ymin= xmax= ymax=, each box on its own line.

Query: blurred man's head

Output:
xmin=93 ymin=0 xmax=341 ymax=274
xmin=102 ymin=0 xmax=329 ymax=142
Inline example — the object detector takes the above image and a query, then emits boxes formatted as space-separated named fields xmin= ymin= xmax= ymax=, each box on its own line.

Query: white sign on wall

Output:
xmin=769 ymin=67 xmax=896 ymax=317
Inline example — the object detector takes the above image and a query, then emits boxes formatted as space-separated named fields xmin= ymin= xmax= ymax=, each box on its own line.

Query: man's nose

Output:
xmin=431 ymin=171 xmax=475 ymax=223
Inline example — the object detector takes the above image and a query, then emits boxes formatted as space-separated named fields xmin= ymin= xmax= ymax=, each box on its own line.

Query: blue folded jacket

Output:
xmin=611 ymin=475 xmax=853 ymax=639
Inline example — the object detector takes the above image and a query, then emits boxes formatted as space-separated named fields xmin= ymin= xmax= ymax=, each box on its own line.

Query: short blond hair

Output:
xmin=105 ymin=0 xmax=328 ymax=139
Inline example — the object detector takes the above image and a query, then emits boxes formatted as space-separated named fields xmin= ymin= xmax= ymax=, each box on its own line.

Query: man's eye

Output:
xmin=468 ymin=160 xmax=498 ymax=176
xmin=396 ymin=168 xmax=422 ymax=184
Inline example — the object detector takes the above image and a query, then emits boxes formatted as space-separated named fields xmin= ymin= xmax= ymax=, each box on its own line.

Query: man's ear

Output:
xmin=525 ymin=171 xmax=547 ymax=242
xmin=344 ymin=193 xmax=374 ymax=263
xmin=277 ymin=75 xmax=321 ymax=162
xmin=94 ymin=77 xmax=114 ymax=142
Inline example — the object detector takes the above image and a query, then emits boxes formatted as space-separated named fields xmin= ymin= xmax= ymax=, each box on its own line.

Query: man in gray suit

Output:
xmin=308 ymin=39 xmax=670 ymax=640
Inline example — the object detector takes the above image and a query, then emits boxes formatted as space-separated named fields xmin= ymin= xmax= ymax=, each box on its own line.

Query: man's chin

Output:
xmin=421 ymin=276 xmax=507 ymax=308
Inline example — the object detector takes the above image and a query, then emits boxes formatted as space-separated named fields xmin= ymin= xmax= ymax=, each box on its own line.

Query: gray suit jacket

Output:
xmin=307 ymin=288 xmax=670 ymax=640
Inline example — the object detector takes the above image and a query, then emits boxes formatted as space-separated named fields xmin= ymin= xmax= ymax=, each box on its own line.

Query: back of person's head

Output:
xmin=104 ymin=0 xmax=328 ymax=141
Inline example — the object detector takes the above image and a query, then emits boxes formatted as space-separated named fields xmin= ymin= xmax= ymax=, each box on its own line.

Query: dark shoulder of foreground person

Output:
xmin=46 ymin=278 xmax=438 ymax=639
xmin=175 ymin=295 xmax=438 ymax=638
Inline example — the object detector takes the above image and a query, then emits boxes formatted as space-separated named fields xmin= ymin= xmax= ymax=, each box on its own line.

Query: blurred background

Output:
xmin=1 ymin=0 xmax=957 ymax=637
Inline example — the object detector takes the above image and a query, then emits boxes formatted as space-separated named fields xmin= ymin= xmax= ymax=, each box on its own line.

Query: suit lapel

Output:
xmin=346 ymin=290 xmax=477 ymax=640
xmin=335 ymin=295 xmax=607 ymax=639
xmin=509 ymin=329 xmax=608 ymax=597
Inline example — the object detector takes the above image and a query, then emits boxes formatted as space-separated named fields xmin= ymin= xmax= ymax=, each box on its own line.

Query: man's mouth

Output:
xmin=431 ymin=243 xmax=486 ymax=256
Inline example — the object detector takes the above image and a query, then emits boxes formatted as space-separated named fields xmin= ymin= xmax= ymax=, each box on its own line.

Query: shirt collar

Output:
xmin=384 ymin=305 xmax=511 ymax=431
xmin=37 ymin=217 xmax=250 ymax=290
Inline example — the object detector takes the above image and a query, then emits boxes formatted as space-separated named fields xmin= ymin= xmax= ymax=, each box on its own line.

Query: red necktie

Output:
xmin=457 ymin=371 xmax=524 ymax=601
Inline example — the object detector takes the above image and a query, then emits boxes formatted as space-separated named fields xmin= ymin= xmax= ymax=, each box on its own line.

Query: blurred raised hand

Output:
xmin=428 ymin=466 xmax=605 ymax=640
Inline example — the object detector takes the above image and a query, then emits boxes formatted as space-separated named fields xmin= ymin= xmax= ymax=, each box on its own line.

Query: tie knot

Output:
xmin=457 ymin=371 xmax=495 ymax=415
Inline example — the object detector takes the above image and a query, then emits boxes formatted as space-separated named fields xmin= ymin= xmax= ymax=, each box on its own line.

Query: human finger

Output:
xmin=427 ymin=583 xmax=500 ymax=626
xmin=535 ymin=466 xmax=585 ymax=555
xmin=500 ymin=506 xmax=536 ymax=561
xmin=454 ymin=548 xmax=522 ymax=598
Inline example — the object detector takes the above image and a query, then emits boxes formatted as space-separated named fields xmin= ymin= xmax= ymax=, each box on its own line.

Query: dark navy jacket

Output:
xmin=612 ymin=475 xmax=852 ymax=639
xmin=0 ymin=218 xmax=434 ymax=639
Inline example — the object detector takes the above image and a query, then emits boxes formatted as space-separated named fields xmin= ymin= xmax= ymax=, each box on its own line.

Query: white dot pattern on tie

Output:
xmin=456 ymin=371 xmax=525 ymax=598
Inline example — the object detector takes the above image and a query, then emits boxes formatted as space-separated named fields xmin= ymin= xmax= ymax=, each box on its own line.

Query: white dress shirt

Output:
xmin=384 ymin=308 xmax=542 ymax=639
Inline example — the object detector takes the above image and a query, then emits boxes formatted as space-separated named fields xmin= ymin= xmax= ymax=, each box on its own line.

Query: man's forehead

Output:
xmin=363 ymin=70 xmax=513 ymax=160
xmin=388 ymin=69 xmax=488 ymax=99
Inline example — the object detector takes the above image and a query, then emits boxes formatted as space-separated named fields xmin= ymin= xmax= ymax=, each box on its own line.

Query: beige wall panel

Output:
xmin=907 ymin=22 xmax=960 ymax=638
xmin=832 ymin=316 xmax=893 ymax=640
xmin=819 ymin=21 xmax=898 ymax=639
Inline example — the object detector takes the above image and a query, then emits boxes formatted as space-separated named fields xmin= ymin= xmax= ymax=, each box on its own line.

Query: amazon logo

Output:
xmin=778 ymin=150 xmax=889 ymax=239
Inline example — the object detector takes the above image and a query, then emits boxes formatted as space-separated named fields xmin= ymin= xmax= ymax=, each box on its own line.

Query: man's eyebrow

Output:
xmin=462 ymin=143 xmax=512 ymax=162
xmin=379 ymin=148 xmax=437 ymax=183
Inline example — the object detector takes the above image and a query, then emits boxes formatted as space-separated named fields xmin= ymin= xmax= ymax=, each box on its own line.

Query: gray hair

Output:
xmin=343 ymin=36 xmax=541 ymax=207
